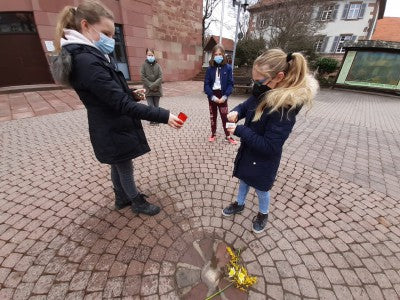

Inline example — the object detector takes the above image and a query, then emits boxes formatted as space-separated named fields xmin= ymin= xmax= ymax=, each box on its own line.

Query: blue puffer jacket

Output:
xmin=232 ymin=95 xmax=301 ymax=191
xmin=204 ymin=64 xmax=234 ymax=100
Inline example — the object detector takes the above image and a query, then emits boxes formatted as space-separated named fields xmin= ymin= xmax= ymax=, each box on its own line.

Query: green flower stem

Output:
xmin=205 ymin=282 xmax=234 ymax=300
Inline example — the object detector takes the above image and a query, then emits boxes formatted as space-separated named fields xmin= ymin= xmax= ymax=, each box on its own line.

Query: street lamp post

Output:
xmin=231 ymin=0 xmax=248 ymax=68
xmin=219 ymin=0 xmax=225 ymax=44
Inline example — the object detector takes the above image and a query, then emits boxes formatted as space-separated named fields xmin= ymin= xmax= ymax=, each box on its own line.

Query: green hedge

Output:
xmin=316 ymin=57 xmax=339 ymax=74
xmin=235 ymin=37 xmax=267 ymax=67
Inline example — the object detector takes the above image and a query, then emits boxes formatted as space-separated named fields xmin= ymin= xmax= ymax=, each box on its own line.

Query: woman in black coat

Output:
xmin=51 ymin=1 xmax=182 ymax=216
xmin=222 ymin=49 xmax=318 ymax=233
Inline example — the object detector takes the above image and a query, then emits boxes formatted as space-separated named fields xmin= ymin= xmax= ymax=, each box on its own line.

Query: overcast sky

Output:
xmin=209 ymin=0 xmax=400 ymax=40
xmin=385 ymin=0 xmax=400 ymax=17
xmin=208 ymin=0 xmax=256 ymax=41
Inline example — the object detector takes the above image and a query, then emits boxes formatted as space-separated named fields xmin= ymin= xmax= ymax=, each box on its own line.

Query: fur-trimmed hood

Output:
xmin=50 ymin=47 xmax=73 ymax=86
xmin=50 ymin=29 xmax=105 ymax=86
xmin=304 ymin=74 xmax=319 ymax=102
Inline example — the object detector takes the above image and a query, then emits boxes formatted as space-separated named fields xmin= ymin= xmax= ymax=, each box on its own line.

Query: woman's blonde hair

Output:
xmin=253 ymin=49 xmax=318 ymax=121
xmin=54 ymin=0 xmax=114 ymax=53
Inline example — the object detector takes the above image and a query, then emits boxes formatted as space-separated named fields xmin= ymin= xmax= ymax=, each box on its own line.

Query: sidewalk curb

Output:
xmin=0 ymin=84 xmax=67 ymax=94
xmin=0 ymin=81 xmax=144 ymax=94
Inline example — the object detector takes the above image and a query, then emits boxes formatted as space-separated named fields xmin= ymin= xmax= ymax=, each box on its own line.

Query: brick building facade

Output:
xmin=0 ymin=0 xmax=203 ymax=87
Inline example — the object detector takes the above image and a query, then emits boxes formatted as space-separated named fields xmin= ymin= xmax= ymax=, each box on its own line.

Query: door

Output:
xmin=111 ymin=24 xmax=130 ymax=80
xmin=0 ymin=12 xmax=53 ymax=87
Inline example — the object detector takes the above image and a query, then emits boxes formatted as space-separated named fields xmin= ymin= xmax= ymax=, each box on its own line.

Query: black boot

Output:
xmin=252 ymin=212 xmax=268 ymax=234
xmin=131 ymin=193 xmax=160 ymax=216
xmin=222 ymin=202 xmax=245 ymax=216
xmin=114 ymin=188 xmax=131 ymax=210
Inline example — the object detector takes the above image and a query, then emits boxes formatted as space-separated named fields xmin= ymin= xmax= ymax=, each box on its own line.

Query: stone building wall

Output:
xmin=0 ymin=0 xmax=203 ymax=83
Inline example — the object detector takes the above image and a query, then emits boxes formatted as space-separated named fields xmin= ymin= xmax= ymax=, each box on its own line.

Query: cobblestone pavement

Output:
xmin=0 ymin=87 xmax=400 ymax=299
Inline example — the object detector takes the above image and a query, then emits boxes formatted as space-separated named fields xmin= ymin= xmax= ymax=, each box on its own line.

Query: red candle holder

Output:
xmin=178 ymin=112 xmax=188 ymax=123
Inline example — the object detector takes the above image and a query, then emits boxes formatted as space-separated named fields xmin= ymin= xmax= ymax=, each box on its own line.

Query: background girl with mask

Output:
xmin=141 ymin=48 xmax=163 ymax=125
xmin=222 ymin=49 xmax=318 ymax=233
xmin=51 ymin=0 xmax=183 ymax=216
xmin=204 ymin=45 xmax=236 ymax=144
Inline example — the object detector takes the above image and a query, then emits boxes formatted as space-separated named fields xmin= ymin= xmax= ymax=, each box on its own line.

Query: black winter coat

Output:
xmin=63 ymin=44 xmax=170 ymax=164
xmin=232 ymin=95 xmax=301 ymax=191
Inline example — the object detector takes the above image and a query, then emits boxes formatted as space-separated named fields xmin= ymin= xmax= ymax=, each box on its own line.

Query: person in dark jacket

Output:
xmin=51 ymin=1 xmax=183 ymax=216
xmin=204 ymin=44 xmax=237 ymax=144
xmin=141 ymin=48 xmax=163 ymax=125
xmin=222 ymin=49 xmax=319 ymax=233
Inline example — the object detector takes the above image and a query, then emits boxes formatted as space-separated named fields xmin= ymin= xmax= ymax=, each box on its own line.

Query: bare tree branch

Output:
xmin=202 ymin=0 xmax=222 ymax=46
xmin=251 ymin=0 xmax=325 ymax=54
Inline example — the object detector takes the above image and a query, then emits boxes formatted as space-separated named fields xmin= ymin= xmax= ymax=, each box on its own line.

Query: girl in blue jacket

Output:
xmin=204 ymin=45 xmax=236 ymax=144
xmin=222 ymin=49 xmax=319 ymax=233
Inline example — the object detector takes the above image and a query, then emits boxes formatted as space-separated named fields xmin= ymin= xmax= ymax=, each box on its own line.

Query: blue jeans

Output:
xmin=237 ymin=180 xmax=270 ymax=214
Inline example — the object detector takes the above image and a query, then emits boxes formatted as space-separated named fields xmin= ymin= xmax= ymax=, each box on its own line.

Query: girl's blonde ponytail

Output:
xmin=252 ymin=49 xmax=318 ymax=121
xmin=54 ymin=6 xmax=77 ymax=53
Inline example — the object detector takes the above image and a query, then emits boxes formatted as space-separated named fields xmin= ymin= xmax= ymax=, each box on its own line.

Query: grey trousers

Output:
xmin=146 ymin=96 xmax=160 ymax=108
xmin=111 ymin=160 xmax=138 ymax=199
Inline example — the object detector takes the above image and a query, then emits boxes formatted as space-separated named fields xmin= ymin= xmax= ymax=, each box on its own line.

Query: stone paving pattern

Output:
xmin=0 ymin=82 xmax=201 ymax=122
xmin=0 ymin=85 xmax=400 ymax=299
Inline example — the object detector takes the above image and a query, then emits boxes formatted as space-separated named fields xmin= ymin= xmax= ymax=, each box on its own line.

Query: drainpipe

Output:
xmin=368 ymin=0 xmax=380 ymax=40
xmin=219 ymin=0 xmax=225 ymax=44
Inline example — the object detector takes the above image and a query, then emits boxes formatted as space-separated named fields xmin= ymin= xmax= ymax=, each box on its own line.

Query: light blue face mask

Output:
xmin=147 ymin=56 xmax=155 ymax=63
xmin=214 ymin=55 xmax=223 ymax=64
xmin=92 ymin=27 xmax=115 ymax=54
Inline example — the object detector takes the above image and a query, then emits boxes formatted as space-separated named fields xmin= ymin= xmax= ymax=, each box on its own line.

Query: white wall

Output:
xmin=319 ymin=1 xmax=375 ymax=36
xmin=203 ymin=52 xmax=212 ymax=67
xmin=318 ymin=0 xmax=377 ymax=53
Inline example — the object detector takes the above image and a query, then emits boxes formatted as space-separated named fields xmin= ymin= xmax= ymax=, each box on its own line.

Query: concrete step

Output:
xmin=0 ymin=84 xmax=66 ymax=94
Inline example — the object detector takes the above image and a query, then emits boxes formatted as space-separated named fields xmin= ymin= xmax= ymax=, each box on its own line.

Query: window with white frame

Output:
xmin=321 ymin=5 xmax=335 ymax=21
xmin=259 ymin=14 xmax=268 ymax=28
xmin=336 ymin=35 xmax=352 ymax=53
xmin=314 ymin=36 xmax=325 ymax=52
xmin=347 ymin=3 xmax=362 ymax=19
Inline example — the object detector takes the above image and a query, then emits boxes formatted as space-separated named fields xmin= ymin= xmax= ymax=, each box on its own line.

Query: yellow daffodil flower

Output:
xmin=237 ymin=271 xmax=245 ymax=284
xmin=206 ymin=247 xmax=257 ymax=299
xmin=228 ymin=267 xmax=236 ymax=278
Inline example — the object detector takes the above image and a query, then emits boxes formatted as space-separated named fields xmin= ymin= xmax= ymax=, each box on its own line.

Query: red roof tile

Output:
xmin=372 ymin=17 xmax=400 ymax=43
xmin=204 ymin=35 xmax=235 ymax=52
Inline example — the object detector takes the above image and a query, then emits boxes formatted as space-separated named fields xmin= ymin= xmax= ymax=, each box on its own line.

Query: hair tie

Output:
xmin=286 ymin=53 xmax=293 ymax=63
